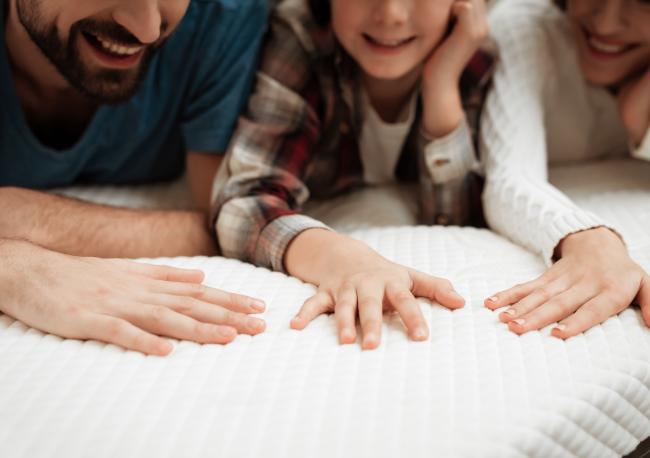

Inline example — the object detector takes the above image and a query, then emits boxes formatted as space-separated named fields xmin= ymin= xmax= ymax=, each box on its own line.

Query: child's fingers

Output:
xmin=385 ymin=284 xmax=428 ymax=341
xmin=335 ymin=286 xmax=358 ymax=344
xmin=638 ymin=275 xmax=650 ymax=327
xmin=409 ymin=269 xmax=465 ymax=309
xmin=356 ymin=281 xmax=384 ymax=350
xmin=291 ymin=291 xmax=333 ymax=330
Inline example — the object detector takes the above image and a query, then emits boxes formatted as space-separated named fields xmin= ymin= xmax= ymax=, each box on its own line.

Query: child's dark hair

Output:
xmin=308 ymin=0 xmax=331 ymax=26
xmin=554 ymin=0 xmax=567 ymax=10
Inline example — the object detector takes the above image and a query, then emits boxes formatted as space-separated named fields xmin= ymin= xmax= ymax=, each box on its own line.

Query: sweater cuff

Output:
xmin=541 ymin=211 xmax=624 ymax=266
xmin=255 ymin=214 xmax=331 ymax=273
xmin=420 ymin=118 xmax=478 ymax=184
xmin=631 ymin=128 xmax=650 ymax=161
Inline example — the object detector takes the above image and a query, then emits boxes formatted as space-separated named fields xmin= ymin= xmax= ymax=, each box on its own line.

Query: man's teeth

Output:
xmin=588 ymin=36 xmax=627 ymax=54
xmin=96 ymin=36 xmax=143 ymax=56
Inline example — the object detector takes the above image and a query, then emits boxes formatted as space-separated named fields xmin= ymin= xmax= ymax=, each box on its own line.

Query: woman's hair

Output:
xmin=554 ymin=0 xmax=567 ymax=10
xmin=308 ymin=0 xmax=331 ymax=26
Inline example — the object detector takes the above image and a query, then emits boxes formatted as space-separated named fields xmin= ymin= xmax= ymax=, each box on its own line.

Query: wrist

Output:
xmin=284 ymin=229 xmax=385 ymax=284
xmin=421 ymin=83 xmax=463 ymax=138
xmin=557 ymin=227 xmax=624 ymax=258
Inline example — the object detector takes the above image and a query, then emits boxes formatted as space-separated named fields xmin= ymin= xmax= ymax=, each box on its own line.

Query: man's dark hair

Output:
xmin=308 ymin=0 xmax=330 ymax=26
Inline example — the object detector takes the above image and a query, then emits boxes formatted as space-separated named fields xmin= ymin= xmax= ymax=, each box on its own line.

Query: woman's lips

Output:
xmin=582 ymin=28 xmax=640 ymax=60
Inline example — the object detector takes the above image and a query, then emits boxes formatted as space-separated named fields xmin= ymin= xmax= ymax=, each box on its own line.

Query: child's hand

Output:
xmin=421 ymin=0 xmax=489 ymax=138
xmin=618 ymin=65 xmax=650 ymax=146
xmin=287 ymin=231 xmax=465 ymax=349
xmin=484 ymin=227 xmax=650 ymax=337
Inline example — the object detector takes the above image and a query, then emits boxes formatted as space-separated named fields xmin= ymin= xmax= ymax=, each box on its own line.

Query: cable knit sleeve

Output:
xmin=480 ymin=0 xmax=616 ymax=265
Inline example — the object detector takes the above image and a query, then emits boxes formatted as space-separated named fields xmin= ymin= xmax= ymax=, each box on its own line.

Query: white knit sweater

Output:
xmin=481 ymin=0 xmax=649 ymax=264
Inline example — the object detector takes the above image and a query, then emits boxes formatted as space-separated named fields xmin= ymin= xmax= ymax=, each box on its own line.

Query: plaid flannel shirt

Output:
xmin=212 ymin=0 xmax=496 ymax=272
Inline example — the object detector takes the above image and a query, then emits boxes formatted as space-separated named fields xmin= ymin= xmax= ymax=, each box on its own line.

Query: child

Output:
xmin=482 ymin=0 xmax=650 ymax=336
xmin=213 ymin=0 xmax=495 ymax=349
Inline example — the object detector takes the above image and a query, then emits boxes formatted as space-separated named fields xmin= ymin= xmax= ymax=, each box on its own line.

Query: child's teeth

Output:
xmin=589 ymin=37 xmax=626 ymax=54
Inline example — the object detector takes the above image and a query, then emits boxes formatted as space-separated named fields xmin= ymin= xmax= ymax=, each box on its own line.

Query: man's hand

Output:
xmin=484 ymin=227 xmax=650 ymax=337
xmin=286 ymin=230 xmax=465 ymax=349
xmin=421 ymin=0 xmax=489 ymax=138
xmin=619 ymin=65 xmax=650 ymax=146
xmin=0 ymin=239 xmax=267 ymax=355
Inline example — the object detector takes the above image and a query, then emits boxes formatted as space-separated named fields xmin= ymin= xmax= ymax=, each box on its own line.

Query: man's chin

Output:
xmin=72 ymin=67 xmax=145 ymax=104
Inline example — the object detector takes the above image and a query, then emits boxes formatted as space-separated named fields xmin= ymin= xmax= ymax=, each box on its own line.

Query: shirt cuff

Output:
xmin=255 ymin=214 xmax=331 ymax=273
xmin=541 ymin=211 xmax=624 ymax=266
xmin=420 ymin=118 xmax=478 ymax=185
xmin=631 ymin=128 xmax=650 ymax=161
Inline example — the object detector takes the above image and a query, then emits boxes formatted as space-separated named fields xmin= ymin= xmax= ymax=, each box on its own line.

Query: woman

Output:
xmin=482 ymin=0 xmax=650 ymax=336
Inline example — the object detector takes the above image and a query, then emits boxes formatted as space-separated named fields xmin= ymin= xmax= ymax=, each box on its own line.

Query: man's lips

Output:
xmin=81 ymin=31 xmax=146 ymax=68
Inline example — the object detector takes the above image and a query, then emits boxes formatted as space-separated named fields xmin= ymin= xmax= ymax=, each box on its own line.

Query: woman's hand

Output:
xmin=287 ymin=231 xmax=465 ymax=349
xmin=484 ymin=227 xmax=650 ymax=337
xmin=619 ymin=65 xmax=650 ymax=146
xmin=421 ymin=0 xmax=489 ymax=138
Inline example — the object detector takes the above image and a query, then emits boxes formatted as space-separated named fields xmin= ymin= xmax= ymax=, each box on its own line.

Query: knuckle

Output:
xmin=533 ymin=287 xmax=551 ymax=302
xmin=173 ymin=297 xmax=196 ymax=315
xmin=149 ymin=306 xmax=168 ymax=325
xmin=363 ymin=319 xmax=382 ymax=330
xmin=393 ymin=290 xmax=414 ymax=303
xmin=193 ymin=322 xmax=211 ymax=338
xmin=131 ymin=333 xmax=151 ymax=351
xmin=581 ymin=306 xmax=604 ymax=324
xmin=358 ymin=298 xmax=379 ymax=310
xmin=105 ymin=320 xmax=125 ymax=339
xmin=191 ymin=283 xmax=208 ymax=299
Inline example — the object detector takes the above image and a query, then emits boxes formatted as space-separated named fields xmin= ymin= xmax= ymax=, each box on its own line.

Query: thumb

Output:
xmin=638 ymin=275 xmax=650 ymax=328
xmin=409 ymin=269 xmax=466 ymax=310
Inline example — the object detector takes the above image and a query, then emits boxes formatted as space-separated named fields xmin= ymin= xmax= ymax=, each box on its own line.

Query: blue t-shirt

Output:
xmin=0 ymin=0 xmax=266 ymax=188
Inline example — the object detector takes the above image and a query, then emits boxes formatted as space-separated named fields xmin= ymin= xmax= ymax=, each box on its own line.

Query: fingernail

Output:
xmin=251 ymin=300 xmax=266 ymax=312
xmin=363 ymin=334 xmax=378 ymax=349
xmin=219 ymin=327 xmax=237 ymax=340
xmin=504 ymin=308 xmax=517 ymax=316
xmin=488 ymin=296 xmax=498 ymax=303
xmin=413 ymin=328 xmax=427 ymax=340
xmin=554 ymin=324 xmax=567 ymax=332
xmin=340 ymin=329 xmax=355 ymax=343
xmin=249 ymin=318 xmax=265 ymax=331
xmin=513 ymin=318 xmax=526 ymax=326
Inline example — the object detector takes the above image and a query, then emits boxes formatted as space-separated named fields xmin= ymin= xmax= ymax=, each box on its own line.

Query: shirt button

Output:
xmin=435 ymin=214 xmax=450 ymax=225
xmin=339 ymin=122 xmax=350 ymax=134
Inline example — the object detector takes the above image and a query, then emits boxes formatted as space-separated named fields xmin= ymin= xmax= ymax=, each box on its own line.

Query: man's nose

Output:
xmin=112 ymin=0 xmax=163 ymax=44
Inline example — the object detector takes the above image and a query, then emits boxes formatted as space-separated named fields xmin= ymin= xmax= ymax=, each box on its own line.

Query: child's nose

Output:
xmin=113 ymin=0 xmax=163 ymax=45
xmin=589 ymin=0 xmax=628 ymax=36
xmin=373 ymin=0 xmax=409 ymax=26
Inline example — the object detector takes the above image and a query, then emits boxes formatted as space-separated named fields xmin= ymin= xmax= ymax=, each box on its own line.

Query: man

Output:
xmin=0 ymin=0 xmax=268 ymax=355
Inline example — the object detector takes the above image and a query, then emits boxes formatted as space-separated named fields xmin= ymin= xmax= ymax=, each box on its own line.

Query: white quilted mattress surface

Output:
xmin=2 ymin=159 xmax=649 ymax=458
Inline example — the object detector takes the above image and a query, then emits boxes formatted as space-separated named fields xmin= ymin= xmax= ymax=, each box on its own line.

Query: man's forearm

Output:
xmin=0 ymin=187 xmax=216 ymax=258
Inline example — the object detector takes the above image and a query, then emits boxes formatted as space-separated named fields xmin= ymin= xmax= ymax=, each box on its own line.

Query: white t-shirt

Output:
xmin=358 ymin=89 xmax=418 ymax=184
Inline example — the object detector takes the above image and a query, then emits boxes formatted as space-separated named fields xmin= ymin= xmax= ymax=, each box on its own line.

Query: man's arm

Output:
xmin=0 ymin=152 xmax=222 ymax=259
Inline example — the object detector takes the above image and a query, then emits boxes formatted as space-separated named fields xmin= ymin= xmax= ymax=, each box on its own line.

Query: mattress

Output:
xmin=1 ymin=158 xmax=649 ymax=458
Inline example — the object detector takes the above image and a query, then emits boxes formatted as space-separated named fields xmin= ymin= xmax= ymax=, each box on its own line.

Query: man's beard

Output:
xmin=16 ymin=0 xmax=167 ymax=104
